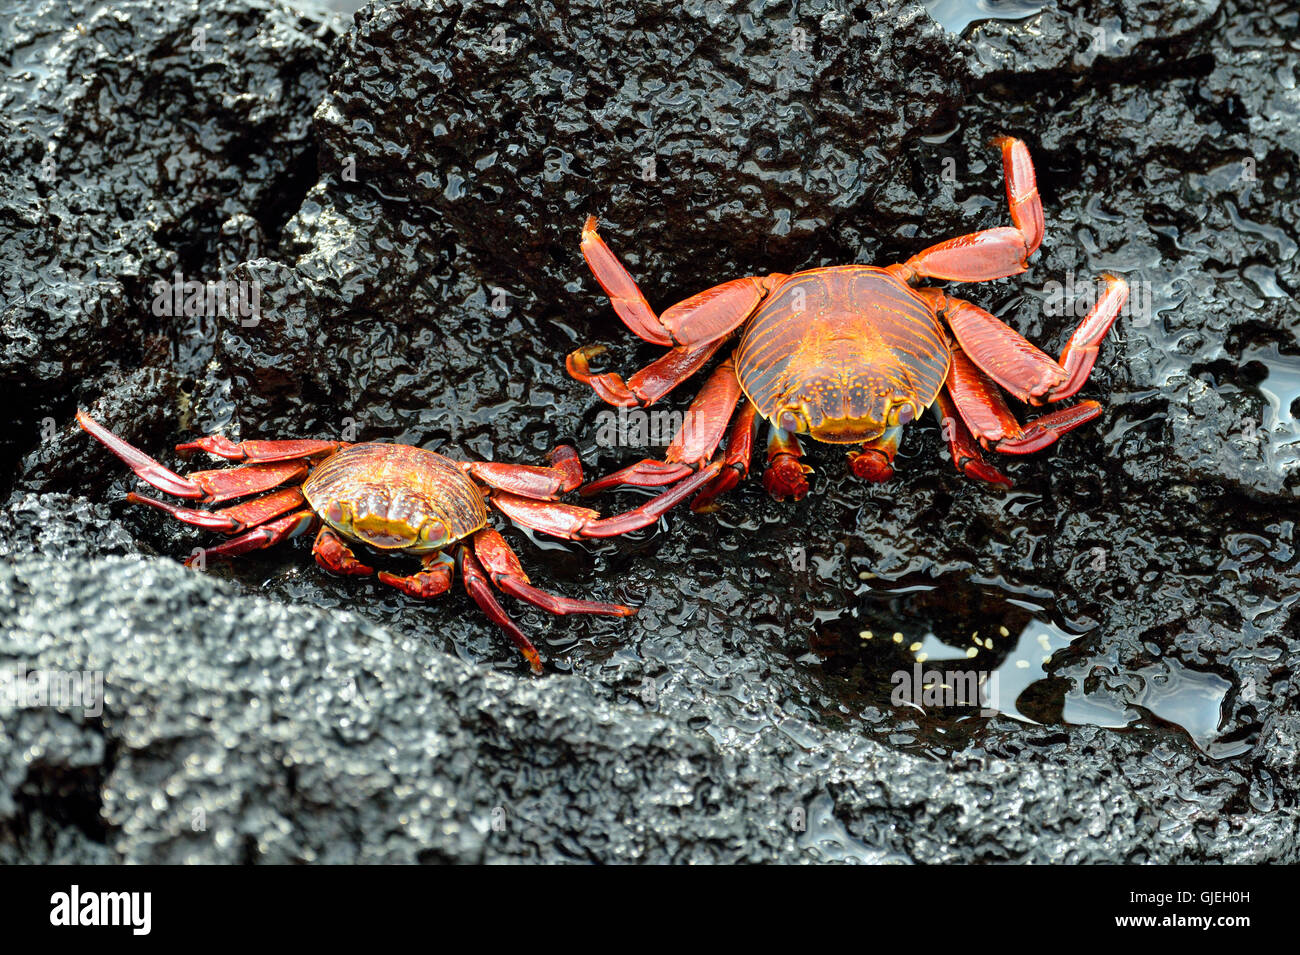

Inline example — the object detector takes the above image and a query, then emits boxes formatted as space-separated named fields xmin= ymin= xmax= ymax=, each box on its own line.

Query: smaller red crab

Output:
xmin=78 ymin=412 xmax=701 ymax=672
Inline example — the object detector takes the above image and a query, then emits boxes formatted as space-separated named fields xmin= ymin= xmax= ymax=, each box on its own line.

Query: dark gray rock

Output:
xmin=2 ymin=0 xmax=1297 ymax=862
xmin=1 ymin=554 xmax=1294 ymax=863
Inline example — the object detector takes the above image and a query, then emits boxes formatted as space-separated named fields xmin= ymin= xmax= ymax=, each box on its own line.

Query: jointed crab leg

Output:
xmin=127 ymin=486 xmax=306 ymax=533
xmin=491 ymin=461 xmax=725 ymax=538
xmin=472 ymin=528 xmax=634 ymax=616
xmin=933 ymin=390 xmax=1011 ymax=487
xmin=922 ymin=274 xmax=1127 ymax=407
xmin=378 ymin=552 xmax=455 ymax=599
xmin=898 ymin=137 xmax=1045 ymax=284
xmin=177 ymin=461 xmax=311 ymax=504
xmin=457 ymin=545 xmax=543 ymax=675
xmin=581 ymin=359 xmax=743 ymax=494
xmin=567 ymin=338 xmax=728 ymax=407
xmin=186 ymin=509 xmax=317 ymax=565
xmin=176 ymin=434 xmax=346 ymax=463
xmin=945 ymin=349 xmax=1104 ymax=456
xmin=1050 ymin=274 xmax=1129 ymax=401
xmin=993 ymin=134 xmax=1045 ymax=254
xmin=462 ymin=446 xmax=583 ymax=500
xmin=78 ymin=410 xmax=208 ymax=499
xmin=691 ymin=400 xmax=759 ymax=511
xmin=78 ymin=410 xmax=313 ymax=503
xmin=581 ymin=216 xmax=783 ymax=348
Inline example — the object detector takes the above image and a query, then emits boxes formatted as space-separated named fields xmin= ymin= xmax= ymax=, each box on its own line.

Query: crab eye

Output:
xmin=890 ymin=403 xmax=915 ymax=427
xmin=778 ymin=410 xmax=803 ymax=433
xmin=419 ymin=519 xmax=448 ymax=547
xmin=325 ymin=500 xmax=350 ymax=527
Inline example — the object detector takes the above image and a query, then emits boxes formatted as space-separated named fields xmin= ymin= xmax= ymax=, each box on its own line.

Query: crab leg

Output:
xmin=472 ymin=528 xmax=634 ymax=617
xmin=936 ymin=275 xmax=1127 ymax=406
xmin=691 ymin=400 xmax=759 ymax=511
xmin=78 ymin=410 xmax=207 ymax=499
xmin=897 ymin=137 xmax=1044 ymax=284
xmin=462 ymin=446 xmax=583 ymax=500
xmin=457 ymin=545 xmax=544 ymax=674
xmin=567 ymin=338 xmax=727 ymax=407
xmin=176 ymin=434 xmax=346 ymax=463
xmin=847 ymin=427 xmax=902 ymax=483
xmin=186 ymin=509 xmax=317 ymax=565
xmin=762 ymin=425 xmax=812 ymax=500
xmin=581 ymin=216 xmax=781 ymax=347
xmin=126 ymin=486 xmax=306 ymax=533
xmin=79 ymin=410 xmax=312 ymax=503
xmin=1048 ymin=274 xmax=1129 ymax=401
xmin=993 ymin=134 xmax=1045 ymax=254
xmin=581 ymin=359 xmax=742 ymax=494
xmin=933 ymin=389 xmax=1012 ymax=486
xmin=944 ymin=349 xmax=1105 ymax=456
xmin=312 ymin=526 xmax=374 ymax=576
xmin=492 ymin=461 xmax=725 ymax=538
xmin=378 ymin=552 xmax=455 ymax=599
xmin=180 ymin=461 xmax=311 ymax=504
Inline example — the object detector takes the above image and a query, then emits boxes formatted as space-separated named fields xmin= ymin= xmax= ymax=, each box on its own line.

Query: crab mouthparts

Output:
xmin=354 ymin=524 xmax=414 ymax=549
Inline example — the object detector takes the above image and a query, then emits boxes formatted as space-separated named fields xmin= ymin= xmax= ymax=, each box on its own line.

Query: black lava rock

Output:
xmin=2 ymin=0 xmax=1297 ymax=862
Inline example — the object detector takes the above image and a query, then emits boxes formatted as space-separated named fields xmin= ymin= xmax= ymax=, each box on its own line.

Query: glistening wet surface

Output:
xmin=3 ymin=0 xmax=1298 ymax=861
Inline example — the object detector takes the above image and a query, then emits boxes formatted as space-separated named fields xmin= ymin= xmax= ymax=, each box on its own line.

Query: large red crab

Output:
xmin=77 ymin=412 xmax=707 ymax=672
xmin=567 ymin=137 xmax=1130 ymax=506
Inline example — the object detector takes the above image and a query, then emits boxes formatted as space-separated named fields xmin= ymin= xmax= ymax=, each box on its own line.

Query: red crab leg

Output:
xmin=897 ymin=137 xmax=1043 ymax=283
xmin=78 ymin=410 xmax=206 ymax=499
xmin=312 ymin=526 xmax=374 ymax=576
xmin=580 ymin=359 xmax=742 ymax=494
xmin=126 ymin=486 xmax=306 ymax=533
xmin=762 ymin=426 xmax=811 ymax=501
xmin=994 ymin=135 xmax=1045 ymax=255
xmin=933 ymin=389 xmax=1012 ymax=486
xmin=996 ymin=402 xmax=1104 ymax=454
xmin=462 ymin=446 xmax=583 ymax=500
xmin=378 ymin=552 xmax=455 ymax=599
xmin=1048 ymin=273 xmax=1129 ymax=401
xmin=78 ymin=410 xmax=310 ymax=503
xmin=472 ymin=527 xmax=634 ymax=616
xmin=581 ymin=216 xmax=780 ymax=347
xmin=945 ymin=347 xmax=1027 ymax=446
xmin=182 ymin=461 xmax=311 ymax=504
xmin=933 ymin=292 xmax=1068 ymax=403
xmin=176 ymin=434 xmax=346 ymax=463
xmin=691 ymin=399 xmax=759 ymax=511
xmin=938 ymin=275 xmax=1127 ymax=406
xmin=848 ymin=428 xmax=901 ymax=483
xmin=945 ymin=350 xmax=1105 ymax=456
xmin=492 ymin=461 xmax=725 ymax=539
xmin=186 ymin=509 xmax=317 ymax=565
xmin=567 ymin=338 xmax=726 ymax=407
xmin=457 ymin=545 xmax=544 ymax=675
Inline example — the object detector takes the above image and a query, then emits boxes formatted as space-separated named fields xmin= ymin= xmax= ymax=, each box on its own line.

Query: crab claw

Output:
xmin=763 ymin=454 xmax=811 ymax=500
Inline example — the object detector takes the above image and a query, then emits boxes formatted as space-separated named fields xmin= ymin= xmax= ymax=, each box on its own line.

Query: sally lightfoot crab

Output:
xmin=77 ymin=412 xmax=711 ymax=672
xmin=568 ymin=137 xmax=1130 ymax=507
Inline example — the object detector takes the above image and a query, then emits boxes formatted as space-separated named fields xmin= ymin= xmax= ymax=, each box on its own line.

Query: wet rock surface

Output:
xmin=2 ymin=0 xmax=1297 ymax=862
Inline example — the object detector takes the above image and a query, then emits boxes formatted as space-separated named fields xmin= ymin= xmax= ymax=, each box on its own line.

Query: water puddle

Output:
xmin=813 ymin=573 xmax=1244 ymax=757
xmin=923 ymin=0 xmax=1049 ymax=34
